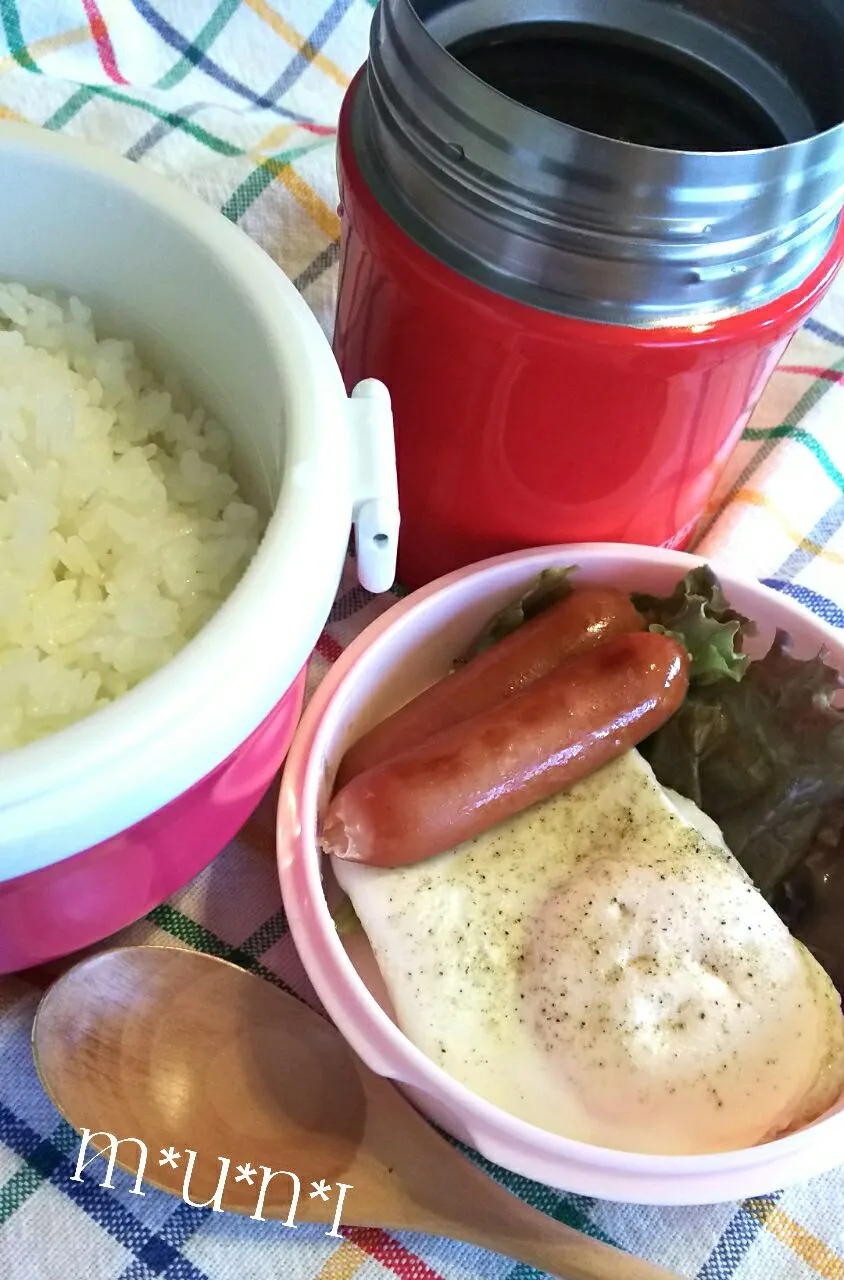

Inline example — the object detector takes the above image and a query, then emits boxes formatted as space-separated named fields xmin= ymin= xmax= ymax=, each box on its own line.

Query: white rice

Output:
xmin=0 ymin=281 xmax=263 ymax=750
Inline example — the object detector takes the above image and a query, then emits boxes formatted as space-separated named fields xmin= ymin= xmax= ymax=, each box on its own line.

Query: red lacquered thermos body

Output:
xmin=333 ymin=3 xmax=844 ymax=589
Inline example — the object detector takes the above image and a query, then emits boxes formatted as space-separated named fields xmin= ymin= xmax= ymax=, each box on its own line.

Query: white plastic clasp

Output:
xmin=348 ymin=378 xmax=400 ymax=594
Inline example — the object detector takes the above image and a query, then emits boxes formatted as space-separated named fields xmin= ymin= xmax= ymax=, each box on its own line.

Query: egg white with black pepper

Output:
xmin=331 ymin=750 xmax=844 ymax=1155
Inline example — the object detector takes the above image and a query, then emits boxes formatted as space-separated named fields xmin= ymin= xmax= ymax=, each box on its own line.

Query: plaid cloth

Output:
xmin=1 ymin=3 xmax=844 ymax=1278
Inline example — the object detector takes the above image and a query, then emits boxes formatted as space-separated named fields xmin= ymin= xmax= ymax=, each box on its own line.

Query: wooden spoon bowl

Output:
xmin=32 ymin=946 xmax=680 ymax=1280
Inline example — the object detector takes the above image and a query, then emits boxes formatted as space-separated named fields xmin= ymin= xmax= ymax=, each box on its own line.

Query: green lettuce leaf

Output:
xmin=457 ymin=566 xmax=576 ymax=664
xmin=773 ymin=804 xmax=844 ymax=998
xmin=641 ymin=629 xmax=844 ymax=900
xmin=331 ymin=896 xmax=361 ymax=936
xmin=632 ymin=565 xmax=755 ymax=685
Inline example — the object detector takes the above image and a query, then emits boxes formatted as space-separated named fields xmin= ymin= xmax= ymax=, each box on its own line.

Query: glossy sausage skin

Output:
xmin=335 ymin=586 xmax=644 ymax=787
xmin=320 ymin=631 xmax=689 ymax=868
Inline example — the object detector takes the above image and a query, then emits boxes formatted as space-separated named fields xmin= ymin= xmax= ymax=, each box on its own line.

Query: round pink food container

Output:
xmin=0 ymin=124 xmax=398 ymax=974
xmin=277 ymin=543 xmax=844 ymax=1205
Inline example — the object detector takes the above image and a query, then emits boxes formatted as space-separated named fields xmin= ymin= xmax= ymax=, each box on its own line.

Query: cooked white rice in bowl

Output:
xmin=0 ymin=281 xmax=262 ymax=751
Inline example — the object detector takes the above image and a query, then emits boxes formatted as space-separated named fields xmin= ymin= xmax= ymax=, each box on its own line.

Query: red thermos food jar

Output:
xmin=333 ymin=0 xmax=844 ymax=589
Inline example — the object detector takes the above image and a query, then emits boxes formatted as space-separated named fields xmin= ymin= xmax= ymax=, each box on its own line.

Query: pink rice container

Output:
xmin=0 ymin=123 xmax=398 ymax=974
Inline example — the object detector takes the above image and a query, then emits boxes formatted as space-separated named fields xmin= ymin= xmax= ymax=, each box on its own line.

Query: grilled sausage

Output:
xmin=321 ymin=631 xmax=689 ymax=868
xmin=335 ymin=587 xmax=644 ymax=787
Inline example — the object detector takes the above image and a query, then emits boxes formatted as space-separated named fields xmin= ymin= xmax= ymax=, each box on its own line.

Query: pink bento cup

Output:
xmin=278 ymin=543 xmax=844 ymax=1205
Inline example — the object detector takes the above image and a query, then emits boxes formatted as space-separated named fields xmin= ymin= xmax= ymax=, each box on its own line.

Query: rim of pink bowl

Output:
xmin=277 ymin=543 xmax=844 ymax=1204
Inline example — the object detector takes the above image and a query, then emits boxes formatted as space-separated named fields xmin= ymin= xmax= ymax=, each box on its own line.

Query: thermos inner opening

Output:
xmin=449 ymin=24 xmax=787 ymax=152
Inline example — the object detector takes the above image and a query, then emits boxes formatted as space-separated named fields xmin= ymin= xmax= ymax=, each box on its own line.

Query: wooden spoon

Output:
xmin=32 ymin=946 xmax=679 ymax=1280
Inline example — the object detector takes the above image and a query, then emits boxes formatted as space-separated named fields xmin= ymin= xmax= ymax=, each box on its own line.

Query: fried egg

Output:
xmin=332 ymin=750 xmax=844 ymax=1155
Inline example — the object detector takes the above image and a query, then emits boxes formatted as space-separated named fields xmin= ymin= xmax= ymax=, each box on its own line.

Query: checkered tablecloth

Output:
xmin=1 ymin=3 xmax=844 ymax=1278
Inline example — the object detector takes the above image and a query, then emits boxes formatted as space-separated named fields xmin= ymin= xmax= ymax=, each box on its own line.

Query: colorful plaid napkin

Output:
xmin=1 ymin=3 xmax=844 ymax=1279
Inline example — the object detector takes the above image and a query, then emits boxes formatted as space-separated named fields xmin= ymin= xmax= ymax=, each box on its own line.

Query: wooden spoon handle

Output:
xmin=451 ymin=1188 xmax=682 ymax=1280
xmin=350 ymin=1058 xmax=682 ymax=1280
xmin=426 ymin=1179 xmax=682 ymax=1280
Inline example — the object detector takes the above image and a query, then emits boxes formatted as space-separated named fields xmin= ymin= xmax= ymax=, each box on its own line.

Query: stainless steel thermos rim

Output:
xmin=351 ymin=0 xmax=844 ymax=326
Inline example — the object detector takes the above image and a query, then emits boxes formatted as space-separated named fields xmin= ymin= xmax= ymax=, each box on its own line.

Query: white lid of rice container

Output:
xmin=0 ymin=122 xmax=399 ymax=880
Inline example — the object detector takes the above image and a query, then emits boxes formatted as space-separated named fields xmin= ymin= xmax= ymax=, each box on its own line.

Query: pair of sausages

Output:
xmin=320 ymin=586 xmax=689 ymax=868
